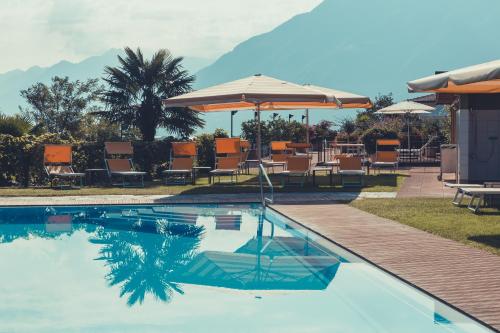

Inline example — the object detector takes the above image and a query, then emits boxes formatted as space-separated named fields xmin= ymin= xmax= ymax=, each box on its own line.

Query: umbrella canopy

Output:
xmin=164 ymin=74 xmax=340 ymax=112
xmin=375 ymin=101 xmax=434 ymax=115
xmin=179 ymin=251 xmax=340 ymax=290
xmin=376 ymin=101 xmax=434 ymax=156
xmin=407 ymin=59 xmax=500 ymax=94
xmin=163 ymin=74 xmax=372 ymax=160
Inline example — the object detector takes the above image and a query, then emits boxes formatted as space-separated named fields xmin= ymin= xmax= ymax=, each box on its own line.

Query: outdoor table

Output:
xmin=85 ymin=168 xmax=108 ymax=185
xmin=192 ymin=166 xmax=212 ymax=185
xmin=312 ymin=166 xmax=333 ymax=186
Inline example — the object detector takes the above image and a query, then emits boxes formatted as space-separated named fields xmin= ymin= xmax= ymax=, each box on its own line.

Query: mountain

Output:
xmin=194 ymin=0 xmax=500 ymax=133
xmin=0 ymin=49 xmax=212 ymax=114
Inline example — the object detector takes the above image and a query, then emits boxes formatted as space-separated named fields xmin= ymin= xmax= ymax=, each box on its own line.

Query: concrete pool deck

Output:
xmin=0 ymin=192 xmax=499 ymax=331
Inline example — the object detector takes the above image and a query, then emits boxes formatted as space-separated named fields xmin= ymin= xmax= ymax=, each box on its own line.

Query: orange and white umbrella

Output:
xmin=164 ymin=74 xmax=371 ymax=160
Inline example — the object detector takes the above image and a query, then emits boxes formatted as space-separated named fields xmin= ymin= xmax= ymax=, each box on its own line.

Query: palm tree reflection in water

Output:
xmin=90 ymin=218 xmax=204 ymax=306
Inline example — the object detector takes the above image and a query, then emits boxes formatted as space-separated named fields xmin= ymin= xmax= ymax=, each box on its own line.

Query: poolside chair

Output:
xmin=286 ymin=142 xmax=312 ymax=156
xmin=338 ymin=156 xmax=365 ymax=187
xmin=44 ymin=144 xmax=85 ymax=189
xmin=104 ymin=142 xmax=146 ymax=187
xmin=372 ymin=151 xmax=399 ymax=174
xmin=210 ymin=138 xmax=242 ymax=184
xmin=263 ymin=141 xmax=292 ymax=173
xmin=278 ymin=155 xmax=310 ymax=187
xmin=163 ymin=142 xmax=197 ymax=185
xmin=371 ymin=139 xmax=400 ymax=174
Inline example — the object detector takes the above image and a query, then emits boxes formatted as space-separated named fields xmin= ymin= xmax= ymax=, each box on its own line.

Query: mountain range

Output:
xmin=0 ymin=49 xmax=212 ymax=114
xmin=1 ymin=0 xmax=500 ymax=134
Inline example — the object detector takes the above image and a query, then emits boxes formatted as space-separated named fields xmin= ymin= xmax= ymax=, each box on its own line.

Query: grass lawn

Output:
xmin=0 ymin=173 xmax=406 ymax=197
xmin=351 ymin=198 xmax=500 ymax=256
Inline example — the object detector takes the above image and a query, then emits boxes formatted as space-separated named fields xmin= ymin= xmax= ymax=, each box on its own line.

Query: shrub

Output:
xmin=195 ymin=129 xmax=228 ymax=168
xmin=0 ymin=134 xmax=175 ymax=187
xmin=360 ymin=128 xmax=399 ymax=155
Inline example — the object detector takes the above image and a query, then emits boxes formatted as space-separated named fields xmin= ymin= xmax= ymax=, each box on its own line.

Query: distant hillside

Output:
xmin=194 ymin=0 xmax=500 ymax=133
xmin=0 ymin=49 xmax=212 ymax=114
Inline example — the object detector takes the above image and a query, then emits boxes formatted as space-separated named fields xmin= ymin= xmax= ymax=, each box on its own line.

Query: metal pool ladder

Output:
xmin=259 ymin=164 xmax=274 ymax=206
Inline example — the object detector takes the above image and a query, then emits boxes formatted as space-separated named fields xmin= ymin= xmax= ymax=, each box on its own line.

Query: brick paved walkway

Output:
xmin=397 ymin=167 xmax=457 ymax=198
xmin=272 ymin=203 xmax=500 ymax=331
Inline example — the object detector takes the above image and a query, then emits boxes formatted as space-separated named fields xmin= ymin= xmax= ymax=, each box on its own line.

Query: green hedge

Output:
xmin=0 ymin=134 xmax=174 ymax=187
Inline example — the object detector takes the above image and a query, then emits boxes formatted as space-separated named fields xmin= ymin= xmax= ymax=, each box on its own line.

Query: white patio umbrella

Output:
xmin=163 ymin=74 xmax=371 ymax=162
xmin=375 ymin=101 xmax=434 ymax=156
xmin=407 ymin=59 xmax=500 ymax=93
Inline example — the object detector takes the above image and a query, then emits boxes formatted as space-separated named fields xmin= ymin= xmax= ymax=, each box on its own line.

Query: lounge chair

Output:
xmin=371 ymin=151 xmax=399 ymax=174
xmin=447 ymin=182 xmax=500 ymax=212
xmin=104 ymin=142 xmax=146 ymax=187
xmin=263 ymin=141 xmax=292 ymax=173
xmin=338 ymin=156 xmax=365 ymax=187
xmin=163 ymin=142 xmax=197 ymax=185
xmin=286 ymin=142 xmax=312 ymax=156
xmin=456 ymin=187 xmax=500 ymax=213
xmin=278 ymin=156 xmax=310 ymax=187
xmin=209 ymin=156 xmax=241 ymax=184
xmin=44 ymin=144 xmax=85 ymax=189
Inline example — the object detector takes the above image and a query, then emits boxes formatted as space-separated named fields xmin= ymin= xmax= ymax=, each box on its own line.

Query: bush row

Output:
xmin=0 ymin=134 xmax=177 ymax=187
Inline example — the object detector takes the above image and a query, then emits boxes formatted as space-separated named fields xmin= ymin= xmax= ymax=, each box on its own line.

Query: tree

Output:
xmin=20 ymin=76 xmax=103 ymax=137
xmin=102 ymin=47 xmax=204 ymax=141
xmin=0 ymin=113 xmax=33 ymax=137
xmin=354 ymin=93 xmax=394 ymax=132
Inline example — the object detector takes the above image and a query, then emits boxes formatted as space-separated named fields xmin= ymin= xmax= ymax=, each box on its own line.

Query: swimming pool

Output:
xmin=0 ymin=204 xmax=493 ymax=333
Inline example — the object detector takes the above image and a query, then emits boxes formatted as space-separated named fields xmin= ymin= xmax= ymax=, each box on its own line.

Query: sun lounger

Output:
xmin=338 ymin=156 xmax=365 ymax=187
xmin=445 ymin=183 xmax=484 ymax=206
xmin=371 ymin=151 xmax=398 ymax=173
xmin=163 ymin=142 xmax=198 ymax=185
xmin=104 ymin=142 xmax=146 ymax=187
xmin=210 ymin=156 xmax=240 ymax=184
xmin=278 ymin=156 xmax=310 ymax=187
xmin=44 ymin=144 xmax=85 ymax=189
xmin=458 ymin=187 xmax=500 ymax=213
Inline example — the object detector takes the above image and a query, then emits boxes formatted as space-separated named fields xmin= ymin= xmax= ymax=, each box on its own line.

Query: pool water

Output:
xmin=0 ymin=204 xmax=493 ymax=333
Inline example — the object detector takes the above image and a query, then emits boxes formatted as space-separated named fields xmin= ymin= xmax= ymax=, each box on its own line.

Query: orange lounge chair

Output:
xmin=104 ymin=142 xmax=146 ymax=187
xmin=338 ymin=156 xmax=365 ymax=187
xmin=163 ymin=142 xmax=197 ymax=185
xmin=263 ymin=141 xmax=292 ymax=173
xmin=210 ymin=138 xmax=242 ymax=184
xmin=371 ymin=139 xmax=400 ymax=174
xmin=372 ymin=151 xmax=399 ymax=173
xmin=278 ymin=155 xmax=310 ymax=187
xmin=44 ymin=144 xmax=85 ymax=189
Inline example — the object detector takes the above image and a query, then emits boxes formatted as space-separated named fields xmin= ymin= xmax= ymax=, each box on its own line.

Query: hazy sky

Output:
xmin=0 ymin=0 xmax=322 ymax=73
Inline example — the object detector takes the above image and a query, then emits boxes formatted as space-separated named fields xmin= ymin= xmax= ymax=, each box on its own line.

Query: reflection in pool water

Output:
xmin=0 ymin=204 xmax=493 ymax=333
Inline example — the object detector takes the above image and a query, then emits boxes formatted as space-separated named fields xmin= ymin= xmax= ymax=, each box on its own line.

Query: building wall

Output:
xmin=457 ymin=94 xmax=500 ymax=182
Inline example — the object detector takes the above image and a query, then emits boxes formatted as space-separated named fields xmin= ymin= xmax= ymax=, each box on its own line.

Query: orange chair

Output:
xmin=210 ymin=138 xmax=242 ymax=184
xmin=163 ymin=142 xmax=197 ymax=185
xmin=278 ymin=156 xmax=310 ymax=187
xmin=264 ymin=141 xmax=292 ymax=173
xmin=372 ymin=139 xmax=400 ymax=174
xmin=338 ymin=156 xmax=365 ymax=187
xmin=44 ymin=144 xmax=85 ymax=189
xmin=104 ymin=142 xmax=146 ymax=187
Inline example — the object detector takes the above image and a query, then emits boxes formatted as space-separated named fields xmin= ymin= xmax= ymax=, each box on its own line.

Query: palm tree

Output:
xmin=102 ymin=47 xmax=204 ymax=141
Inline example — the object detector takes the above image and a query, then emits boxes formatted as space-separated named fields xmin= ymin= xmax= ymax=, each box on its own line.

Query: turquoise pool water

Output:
xmin=0 ymin=204 xmax=493 ymax=333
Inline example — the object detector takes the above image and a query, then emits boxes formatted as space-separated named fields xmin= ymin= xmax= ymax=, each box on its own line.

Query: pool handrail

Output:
xmin=259 ymin=163 xmax=274 ymax=206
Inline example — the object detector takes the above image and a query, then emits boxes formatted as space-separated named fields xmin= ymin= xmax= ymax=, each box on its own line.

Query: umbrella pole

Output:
xmin=407 ymin=115 xmax=411 ymax=163
xmin=256 ymin=103 xmax=262 ymax=163
xmin=306 ymin=109 xmax=310 ymax=144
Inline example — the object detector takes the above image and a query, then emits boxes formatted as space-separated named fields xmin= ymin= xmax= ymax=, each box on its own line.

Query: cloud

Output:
xmin=0 ymin=0 xmax=322 ymax=73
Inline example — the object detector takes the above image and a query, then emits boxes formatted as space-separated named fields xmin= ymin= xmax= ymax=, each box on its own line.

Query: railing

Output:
xmin=258 ymin=164 xmax=274 ymax=206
